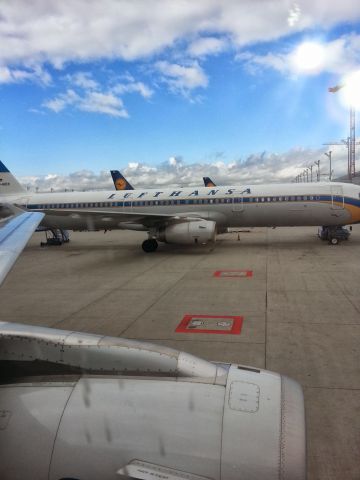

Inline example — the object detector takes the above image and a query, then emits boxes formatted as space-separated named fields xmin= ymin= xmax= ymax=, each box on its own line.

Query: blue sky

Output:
xmin=0 ymin=1 xmax=360 ymax=189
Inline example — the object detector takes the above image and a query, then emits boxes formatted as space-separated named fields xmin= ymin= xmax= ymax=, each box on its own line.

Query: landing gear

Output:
xmin=40 ymin=229 xmax=70 ymax=246
xmin=142 ymin=239 xmax=158 ymax=253
xmin=318 ymin=226 xmax=350 ymax=245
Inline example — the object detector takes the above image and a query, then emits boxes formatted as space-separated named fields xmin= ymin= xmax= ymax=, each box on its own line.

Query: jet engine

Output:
xmin=0 ymin=322 xmax=306 ymax=480
xmin=158 ymin=219 xmax=216 ymax=245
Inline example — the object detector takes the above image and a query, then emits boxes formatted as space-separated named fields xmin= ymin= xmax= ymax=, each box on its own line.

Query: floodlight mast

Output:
xmin=327 ymin=84 xmax=358 ymax=180
xmin=324 ymin=151 xmax=332 ymax=181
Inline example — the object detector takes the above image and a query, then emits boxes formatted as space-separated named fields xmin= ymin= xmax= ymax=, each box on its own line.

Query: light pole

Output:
xmin=309 ymin=165 xmax=313 ymax=182
xmin=324 ymin=151 xmax=332 ymax=181
xmin=314 ymin=160 xmax=320 ymax=181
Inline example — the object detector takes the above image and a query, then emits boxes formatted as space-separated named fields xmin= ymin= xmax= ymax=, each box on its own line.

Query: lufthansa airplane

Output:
xmin=1 ymin=160 xmax=359 ymax=252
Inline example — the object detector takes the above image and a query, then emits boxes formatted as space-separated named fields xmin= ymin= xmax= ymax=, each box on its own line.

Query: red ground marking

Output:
xmin=213 ymin=270 xmax=253 ymax=278
xmin=175 ymin=314 xmax=243 ymax=335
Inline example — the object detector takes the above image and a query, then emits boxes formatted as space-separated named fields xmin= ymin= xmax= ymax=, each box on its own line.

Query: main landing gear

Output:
xmin=142 ymin=239 xmax=158 ymax=253
xmin=318 ymin=226 xmax=351 ymax=245
xmin=40 ymin=229 xmax=70 ymax=247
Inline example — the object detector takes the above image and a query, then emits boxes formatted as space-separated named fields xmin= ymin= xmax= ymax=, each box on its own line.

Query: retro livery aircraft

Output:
xmin=1 ymin=160 xmax=359 ymax=252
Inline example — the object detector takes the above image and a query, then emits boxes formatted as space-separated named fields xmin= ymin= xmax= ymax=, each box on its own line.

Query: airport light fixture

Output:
xmin=314 ymin=160 xmax=320 ymax=181
xmin=324 ymin=151 xmax=332 ymax=181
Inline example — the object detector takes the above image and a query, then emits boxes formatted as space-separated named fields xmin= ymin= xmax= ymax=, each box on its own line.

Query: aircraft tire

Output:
xmin=142 ymin=239 xmax=158 ymax=253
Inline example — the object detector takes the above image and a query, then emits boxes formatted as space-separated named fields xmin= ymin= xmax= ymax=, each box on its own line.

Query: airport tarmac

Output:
xmin=1 ymin=226 xmax=360 ymax=480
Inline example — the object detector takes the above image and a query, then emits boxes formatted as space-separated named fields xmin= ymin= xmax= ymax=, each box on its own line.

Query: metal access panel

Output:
xmin=175 ymin=314 xmax=243 ymax=335
xmin=330 ymin=185 xmax=344 ymax=209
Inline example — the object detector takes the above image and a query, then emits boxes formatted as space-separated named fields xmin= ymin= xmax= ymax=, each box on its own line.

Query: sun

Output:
xmin=291 ymin=41 xmax=326 ymax=74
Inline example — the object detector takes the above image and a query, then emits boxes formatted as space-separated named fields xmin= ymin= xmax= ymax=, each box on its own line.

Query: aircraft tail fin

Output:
xmin=203 ymin=176 xmax=216 ymax=187
xmin=0 ymin=161 xmax=26 ymax=195
xmin=110 ymin=170 xmax=134 ymax=190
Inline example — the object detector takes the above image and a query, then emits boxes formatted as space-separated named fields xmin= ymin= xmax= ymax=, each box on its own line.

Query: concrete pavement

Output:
xmin=1 ymin=226 xmax=359 ymax=479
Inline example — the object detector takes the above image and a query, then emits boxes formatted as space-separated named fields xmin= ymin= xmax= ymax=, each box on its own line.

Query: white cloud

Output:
xmin=0 ymin=65 xmax=51 ymax=85
xmin=43 ymin=88 xmax=128 ymax=117
xmin=1 ymin=1 xmax=359 ymax=69
xmin=155 ymin=61 xmax=208 ymax=95
xmin=237 ymin=33 xmax=360 ymax=77
xmin=188 ymin=37 xmax=228 ymax=57
xmin=66 ymin=72 xmax=99 ymax=89
xmin=79 ymin=91 xmax=128 ymax=117
xmin=43 ymin=89 xmax=79 ymax=113
xmin=112 ymin=81 xmax=153 ymax=99
xmin=42 ymin=70 xmax=155 ymax=116
xmin=18 ymin=146 xmax=350 ymax=192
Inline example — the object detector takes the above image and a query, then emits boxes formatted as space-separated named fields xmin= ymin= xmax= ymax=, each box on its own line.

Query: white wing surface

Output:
xmin=0 ymin=208 xmax=44 ymax=285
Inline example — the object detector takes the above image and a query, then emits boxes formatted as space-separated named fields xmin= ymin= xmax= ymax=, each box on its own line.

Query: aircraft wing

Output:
xmin=40 ymin=208 xmax=204 ymax=228
xmin=0 ymin=208 xmax=44 ymax=285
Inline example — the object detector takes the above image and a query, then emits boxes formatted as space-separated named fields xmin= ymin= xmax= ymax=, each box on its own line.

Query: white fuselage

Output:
xmin=4 ymin=182 xmax=360 ymax=231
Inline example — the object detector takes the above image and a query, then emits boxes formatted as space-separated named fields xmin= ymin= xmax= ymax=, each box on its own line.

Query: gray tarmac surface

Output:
xmin=1 ymin=226 xmax=360 ymax=479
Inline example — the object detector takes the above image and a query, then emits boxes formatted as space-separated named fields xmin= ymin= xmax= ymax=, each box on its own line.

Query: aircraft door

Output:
xmin=330 ymin=186 xmax=344 ymax=210
xmin=232 ymin=196 xmax=244 ymax=212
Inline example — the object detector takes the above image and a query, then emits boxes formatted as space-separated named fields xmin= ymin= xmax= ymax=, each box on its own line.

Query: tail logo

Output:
xmin=115 ymin=178 xmax=127 ymax=190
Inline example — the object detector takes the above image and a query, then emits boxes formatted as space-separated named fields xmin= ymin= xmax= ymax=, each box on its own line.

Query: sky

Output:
xmin=1 ymin=0 xmax=360 ymax=191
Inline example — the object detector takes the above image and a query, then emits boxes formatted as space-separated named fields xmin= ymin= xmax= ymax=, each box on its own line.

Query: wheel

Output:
xmin=142 ymin=239 xmax=158 ymax=252
xmin=329 ymin=237 xmax=339 ymax=245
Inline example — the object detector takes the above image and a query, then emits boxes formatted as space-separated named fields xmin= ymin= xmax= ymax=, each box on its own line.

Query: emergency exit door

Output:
xmin=330 ymin=185 xmax=344 ymax=209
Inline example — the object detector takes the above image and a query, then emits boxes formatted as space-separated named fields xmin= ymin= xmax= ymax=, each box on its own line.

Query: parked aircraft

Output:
xmin=1 ymin=160 xmax=359 ymax=252
xmin=0 ymin=198 xmax=306 ymax=480
xmin=110 ymin=169 xmax=134 ymax=190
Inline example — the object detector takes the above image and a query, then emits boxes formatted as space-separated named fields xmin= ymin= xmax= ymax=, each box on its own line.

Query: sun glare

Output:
xmin=339 ymin=70 xmax=360 ymax=110
xmin=291 ymin=41 xmax=326 ymax=74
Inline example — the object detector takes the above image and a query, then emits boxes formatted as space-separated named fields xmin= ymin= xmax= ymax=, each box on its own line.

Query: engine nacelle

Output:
xmin=158 ymin=219 xmax=216 ymax=245
xmin=0 ymin=323 xmax=306 ymax=480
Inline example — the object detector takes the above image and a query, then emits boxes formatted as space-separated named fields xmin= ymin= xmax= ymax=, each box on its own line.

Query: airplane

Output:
xmin=110 ymin=169 xmax=134 ymax=190
xmin=203 ymin=176 xmax=217 ymax=187
xmin=1 ymin=159 xmax=359 ymax=252
xmin=0 ymin=197 xmax=306 ymax=480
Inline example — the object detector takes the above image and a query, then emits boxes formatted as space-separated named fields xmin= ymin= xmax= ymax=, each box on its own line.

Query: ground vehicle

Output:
xmin=318 ymin=226 xmax=351 ymax=244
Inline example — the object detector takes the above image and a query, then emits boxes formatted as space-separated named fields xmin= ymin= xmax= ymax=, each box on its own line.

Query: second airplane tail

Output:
xmin=203 ymin=176 xmax=216 ymax=187
xmin=110 ymin=170 xmax=134 ymax=190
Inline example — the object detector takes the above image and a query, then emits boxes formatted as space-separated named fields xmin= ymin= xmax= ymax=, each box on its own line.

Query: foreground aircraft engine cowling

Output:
xmin=158 ymin=219 xmax=216 ymax=245
xmin=0 ymin=322 xmax=306 ymax=480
